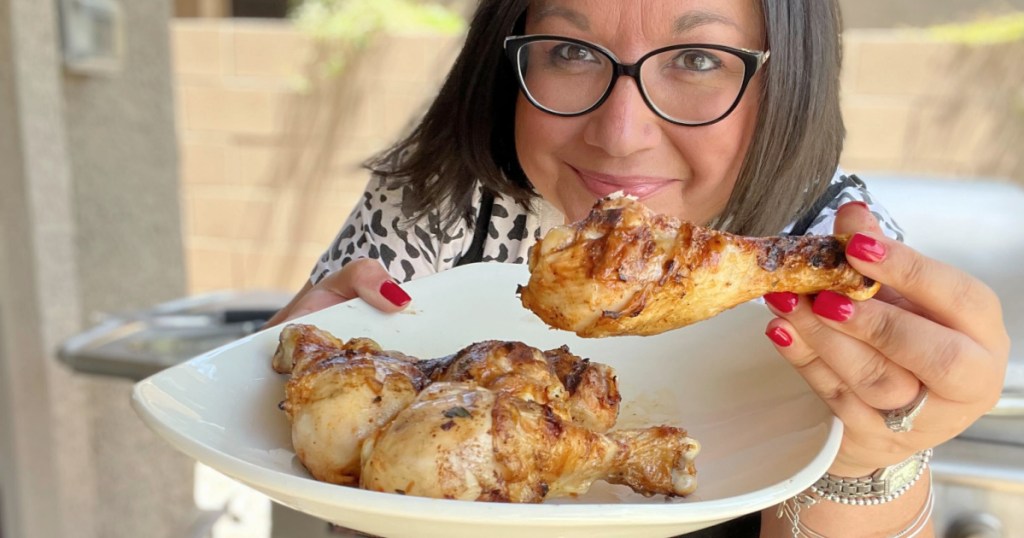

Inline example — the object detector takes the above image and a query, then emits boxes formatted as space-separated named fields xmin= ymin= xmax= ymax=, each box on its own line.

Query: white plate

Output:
xmin=132 ymin=262 xmax=841 ymax=538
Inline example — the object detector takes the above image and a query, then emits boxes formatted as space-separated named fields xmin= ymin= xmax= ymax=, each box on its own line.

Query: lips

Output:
xmin=572 ymin=166 xmax=676 ymax=200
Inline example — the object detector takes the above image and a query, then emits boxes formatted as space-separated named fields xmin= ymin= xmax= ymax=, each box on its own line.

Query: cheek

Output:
xmin=676 ymin=87 xmax=760 ymax=180
xmin=514 ymin=98 xmax=564 ymax=192
xmin=652 ymin=87 xmax=760 ymax=222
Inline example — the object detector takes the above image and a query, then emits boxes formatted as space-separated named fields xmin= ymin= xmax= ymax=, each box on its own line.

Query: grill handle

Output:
xmin=988 ymin=394 xmax=1024 ymax=417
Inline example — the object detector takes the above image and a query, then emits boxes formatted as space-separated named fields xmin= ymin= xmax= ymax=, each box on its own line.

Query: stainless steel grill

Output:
xmin=871 ymin=177 xmax=1024 ymax=538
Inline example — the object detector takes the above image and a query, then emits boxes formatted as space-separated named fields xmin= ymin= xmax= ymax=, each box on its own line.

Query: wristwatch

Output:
xmin=810 ymin=448 xmax=932 ymax=506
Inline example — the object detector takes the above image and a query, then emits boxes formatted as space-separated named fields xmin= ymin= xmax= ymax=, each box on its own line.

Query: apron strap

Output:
xmin=787 ymin=174 xmax=864 ymax=236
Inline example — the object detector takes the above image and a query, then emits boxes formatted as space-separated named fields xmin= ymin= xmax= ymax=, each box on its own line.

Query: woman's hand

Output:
xmin=763 ymin=202 xmax=1010 ymax=476
xmin=264 ymin=258 xmax=412 ymax=328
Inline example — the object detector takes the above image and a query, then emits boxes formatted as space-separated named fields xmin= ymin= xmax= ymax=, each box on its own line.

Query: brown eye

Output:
xmin=552 ymin=43 xmax=599 ymax=63
xmin=672 ymin=50 xmax=722 ymax=72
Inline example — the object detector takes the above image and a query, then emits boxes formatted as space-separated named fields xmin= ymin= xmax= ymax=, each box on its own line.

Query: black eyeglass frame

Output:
xmin=503 ymin=34 xmax=771 ymax=127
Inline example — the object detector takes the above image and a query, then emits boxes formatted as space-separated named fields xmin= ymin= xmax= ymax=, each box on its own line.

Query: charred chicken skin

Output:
xmin=360 ymin=382 xmax=699 ymax=502
xmin=424 ymin=340 xmax=621 ymax=433
xmin=520 ymin=195 xmax=880 ymax=337
xmin=273 ymin=324 xmax=699 ymax=501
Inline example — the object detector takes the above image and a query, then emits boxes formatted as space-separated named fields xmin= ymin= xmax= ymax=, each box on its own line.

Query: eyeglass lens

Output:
xmin=515 ymin=39 xmax=749 ymax=125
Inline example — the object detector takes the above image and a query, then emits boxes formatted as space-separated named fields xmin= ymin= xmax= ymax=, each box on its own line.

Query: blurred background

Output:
xmin=1 ymin=1 xmax=1022 ymax=537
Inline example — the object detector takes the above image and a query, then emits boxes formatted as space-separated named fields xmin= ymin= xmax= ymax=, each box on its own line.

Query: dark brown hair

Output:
xmin=367 ymin=0 xmax=845 ymax=236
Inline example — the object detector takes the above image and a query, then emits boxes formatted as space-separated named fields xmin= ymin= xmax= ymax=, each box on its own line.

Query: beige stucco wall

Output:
xmin=172 ymin=21 xmax=1024 ymax=296
xmin=1 ymin=1 xmax=193 ymax=537
xmin=172 ymin=20 xmax=463 ymax=295
xmin=840 ymin=30 xmax=1024 ymax=181
xmin=62 ymin=1 xmax=197 ymax=536
xmin=841 ymin=0 xmax=1024 ymax=28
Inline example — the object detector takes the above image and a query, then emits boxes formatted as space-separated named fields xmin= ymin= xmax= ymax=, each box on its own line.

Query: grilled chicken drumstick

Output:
xmin=520 ymin=195 xmax=880 ymax=337
xmin=273 ymin=324 xmax=700 ymax=501
xmin=272 ymin=324 xmax=429 ymax=485
xmin=425 ymin=340 xmax=621 ymax=433
xmin=360 ymin=382 xmax=699 ymax=502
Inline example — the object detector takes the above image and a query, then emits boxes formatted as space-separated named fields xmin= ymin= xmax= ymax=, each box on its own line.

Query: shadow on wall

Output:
xmin=251 ymin=40 xmax=373 ymax=289
xmin=839 ymin=27 xmax=1024 ymax=183
xmin=939 ymin=40 xmax=1024 ymax=182
xmin=174 ymin=20 xmax=463 ymax=294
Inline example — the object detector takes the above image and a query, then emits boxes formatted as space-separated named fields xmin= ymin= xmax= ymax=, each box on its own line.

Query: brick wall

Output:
xmin=171 ymin=21 xmax=1024 ymax=295
xmin=840 ymin=30 xmax=1024 ymax=181
xmin=171 ymin=20 xmax=461 ymax=294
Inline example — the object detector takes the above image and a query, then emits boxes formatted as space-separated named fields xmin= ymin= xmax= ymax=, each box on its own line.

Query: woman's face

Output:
xmin=514 ymin=0 xmax=766 ymax=224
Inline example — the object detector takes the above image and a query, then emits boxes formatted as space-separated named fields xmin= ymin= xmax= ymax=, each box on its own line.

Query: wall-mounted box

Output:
xmin=59 ymin=0 xmax=124 ymax=75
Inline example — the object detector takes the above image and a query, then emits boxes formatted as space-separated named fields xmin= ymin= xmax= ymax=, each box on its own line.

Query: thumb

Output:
xmin=833 ymin=201 xmax=883 ymax=236
xmin=833 ymin=201 xmax=913 ymax=307
xmin=267 ymin=258 xmax=411 ymax=327
xmin=310 ymin=258 xmax=411 ymax=314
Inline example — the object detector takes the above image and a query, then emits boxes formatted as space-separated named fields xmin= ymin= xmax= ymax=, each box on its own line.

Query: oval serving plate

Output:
xmin=132 ymin=262 xmax=840 ymax=538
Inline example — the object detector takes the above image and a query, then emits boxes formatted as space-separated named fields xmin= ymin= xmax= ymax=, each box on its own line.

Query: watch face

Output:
xmin=875 ymin=455 xmax=924 ymax=495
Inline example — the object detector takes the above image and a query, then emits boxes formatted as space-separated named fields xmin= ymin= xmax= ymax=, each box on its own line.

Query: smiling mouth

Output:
xmin=572 ymin=166 xmax=677 ymax=200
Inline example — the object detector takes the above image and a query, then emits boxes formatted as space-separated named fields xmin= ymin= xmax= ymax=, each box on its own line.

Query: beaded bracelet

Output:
xmin=777 ymin=449 xmax=935 ymax=538
xmin=777 ymin=470 xmax=934 ymax=538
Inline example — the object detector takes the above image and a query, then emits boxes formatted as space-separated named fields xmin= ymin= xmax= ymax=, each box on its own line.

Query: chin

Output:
xmin=548 ymin=185 xmax=600 ymax=224
xmin=640 ymin=200 xmax=686 ymax=222
xmin=562 ymin=197 xmax=602 ymax=224
xmin=605 ymin=196 xmax=680 ymax=224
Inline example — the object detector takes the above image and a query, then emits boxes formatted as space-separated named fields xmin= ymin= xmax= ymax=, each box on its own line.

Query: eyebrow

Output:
xmin=528 ymin=5 xmax=736 ymax=36
xmin=673 ymin=11 xmax=739 ymax=34
xmin=529 ymin=3 xmax=590 ymax=31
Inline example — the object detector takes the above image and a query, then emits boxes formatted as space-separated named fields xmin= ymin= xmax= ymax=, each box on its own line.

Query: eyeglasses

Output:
xmin=504 ymin=35 xmax=770 ymax=127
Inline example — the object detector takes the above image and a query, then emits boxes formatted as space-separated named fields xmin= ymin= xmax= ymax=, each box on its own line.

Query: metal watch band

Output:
xmin=810 ymin=448 xmax=932 ymax=506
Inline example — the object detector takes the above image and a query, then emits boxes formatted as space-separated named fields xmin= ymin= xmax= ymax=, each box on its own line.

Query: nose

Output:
xmin=582 ymin=76 xmax=663 ymax=157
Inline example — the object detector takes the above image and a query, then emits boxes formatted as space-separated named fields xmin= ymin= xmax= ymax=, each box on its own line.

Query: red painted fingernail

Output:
xmin=847 ymin=233 xmax=886 ymax=263
xmin=764 ymin=292 xmax=799 ymax=314
xmin=380 ymin=280 xmax=411 ymax=306
xmin=813 ymin=291 xmax=854 ymax=322
xmin=765 ymin=326 xmax=793 ymax=347
xmin=840 ymin=201 xmax=869 ymax=211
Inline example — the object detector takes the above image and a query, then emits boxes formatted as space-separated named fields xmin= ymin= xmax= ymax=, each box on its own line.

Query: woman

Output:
xmin=267 ymin=0 xmax=1010 ymax=536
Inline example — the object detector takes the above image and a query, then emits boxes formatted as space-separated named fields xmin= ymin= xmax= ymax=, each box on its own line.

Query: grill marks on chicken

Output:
xmin=425 ymin=340 xmax=621 ymax=433
xmin=543 ymin=345 xmax=621 ymax=433
xmin=272 ymin=324 xmax=700 ymax=502
xmin=519 ymin=196 xmax=881 ymax=337
xmin=365 ymin=384 xmax=694 ymax=502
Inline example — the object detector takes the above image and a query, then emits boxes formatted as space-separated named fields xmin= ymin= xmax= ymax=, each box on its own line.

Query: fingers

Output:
xmin=264 ymin=259 xmax=411 ymax=327
xmin=764 ymin=311 xmax=974 ymax=474
xmin=832 ymin=201 xmax=1007 ymax=356
xmin=765 ymin=316 xmax=911 ymax=474
xmin=762 ymin=201 xmax=1009 ymax=475
xmin=765 ymin=293 xmax=920 ymax=410
xmin=811 ymin=291 xmax=999 ymax=404
xmin=832 ymin=201 xmax=883 ymax=236
xmin=765 ymin=318 xmax=850 ymax=404
xmin=844 ymin=232 xmax=1009 ymax=357
xmin=826 ymin=200 xmax=1007 ymax=399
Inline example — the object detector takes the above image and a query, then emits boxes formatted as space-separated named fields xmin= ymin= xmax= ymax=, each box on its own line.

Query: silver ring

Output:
xmin=880 ymin=386 xmax=928 ymax=433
